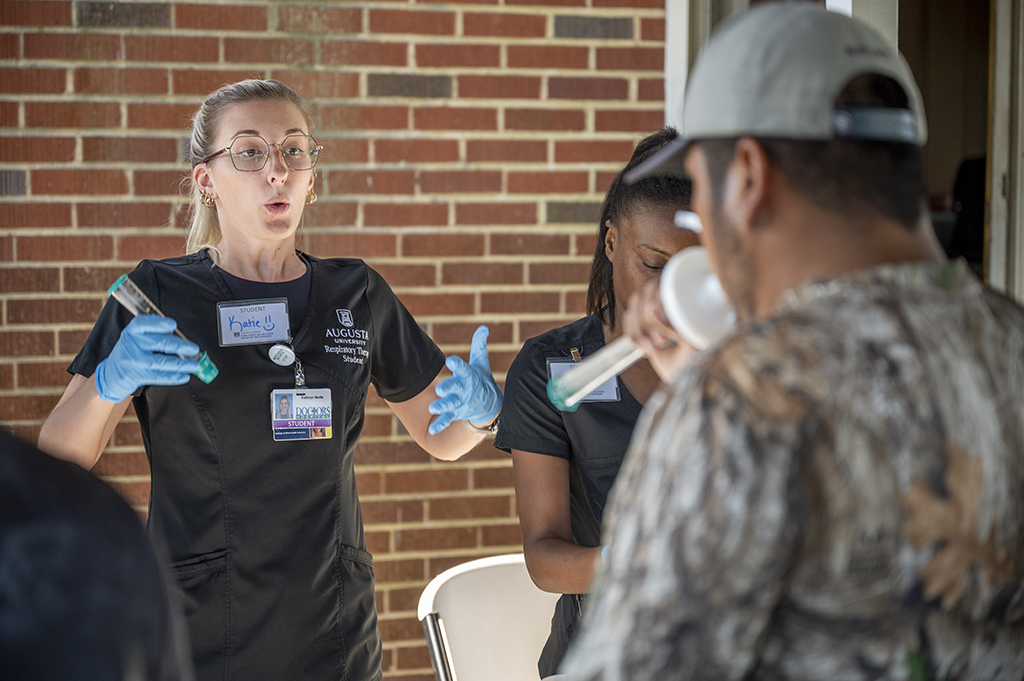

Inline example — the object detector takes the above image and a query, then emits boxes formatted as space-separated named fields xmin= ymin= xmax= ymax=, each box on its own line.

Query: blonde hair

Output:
xmin=185 ymin=79 xmax=314 ymax=256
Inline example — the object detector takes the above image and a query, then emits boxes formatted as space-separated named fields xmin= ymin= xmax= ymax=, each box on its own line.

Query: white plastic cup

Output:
xmin=660 ymin=245 xmax=736 ymax=350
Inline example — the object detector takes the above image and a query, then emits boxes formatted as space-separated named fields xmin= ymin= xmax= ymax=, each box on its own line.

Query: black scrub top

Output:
xmin=493 ymin=314 xmax=642 ymax=677
xmin=69 ymin=251 xmax=445 ymax=681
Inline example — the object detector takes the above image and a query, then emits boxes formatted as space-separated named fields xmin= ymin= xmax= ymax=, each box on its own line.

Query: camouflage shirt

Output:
xmin=562 ymin=260 xmax=1024 ymax=681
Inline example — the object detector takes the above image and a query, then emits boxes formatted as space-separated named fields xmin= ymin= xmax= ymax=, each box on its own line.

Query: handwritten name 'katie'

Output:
xmin=229 ymin=315 xmax=277 ymax=333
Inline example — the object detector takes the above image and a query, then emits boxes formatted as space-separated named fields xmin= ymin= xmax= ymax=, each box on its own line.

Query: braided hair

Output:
xmin=587 ymin=128 xmax=692 ymax=329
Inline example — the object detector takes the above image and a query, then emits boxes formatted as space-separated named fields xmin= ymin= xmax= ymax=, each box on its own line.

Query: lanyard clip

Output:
xmin=294 ymin=357 xmax=305 ymax=388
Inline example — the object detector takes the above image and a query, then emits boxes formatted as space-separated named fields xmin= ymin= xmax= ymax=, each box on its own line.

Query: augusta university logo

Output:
xmin=336 ymin=309 xmax=354 ymax=327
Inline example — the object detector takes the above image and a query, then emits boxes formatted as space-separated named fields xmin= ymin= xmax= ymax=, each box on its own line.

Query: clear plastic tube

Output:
xmin=546 ymin=336 xmax=643 ymax=412
xmin=108 ymin=274 xmax=219 ymax=384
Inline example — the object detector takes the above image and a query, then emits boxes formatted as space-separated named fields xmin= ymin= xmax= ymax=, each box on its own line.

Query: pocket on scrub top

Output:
xmin=577 ymin=451 xmax=626 ymax=487
xmin=577 ymin=454 xmax=622 ymax=501
xmin=337 ymin=544 xmax=382 ymax=679
xmin=577 ymin=452 xmax=624 ymax=472
xmin=168 ymin=548 xmax=228 ymax=667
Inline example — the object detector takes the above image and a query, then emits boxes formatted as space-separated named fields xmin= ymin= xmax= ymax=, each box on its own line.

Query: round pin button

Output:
xmin=269 ymin=344 xmax=296 ymax=366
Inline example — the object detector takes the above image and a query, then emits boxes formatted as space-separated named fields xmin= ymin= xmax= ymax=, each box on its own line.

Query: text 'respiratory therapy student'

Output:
xmin=494 ymin=129 xmax=698 ymax=677
xmin=38 ymin=79 xmax=503 ymax=681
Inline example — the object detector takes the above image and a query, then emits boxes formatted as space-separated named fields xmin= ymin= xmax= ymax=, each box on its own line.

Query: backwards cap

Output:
xmin=627 ymin=2 xmax=927 ymax=182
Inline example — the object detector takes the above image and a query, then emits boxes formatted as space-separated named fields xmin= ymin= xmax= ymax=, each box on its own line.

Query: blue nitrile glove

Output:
xmin=428 ymin=325 xmax=502 ymax=435
xmin=94 ymin=315 xmax=201 ymax=403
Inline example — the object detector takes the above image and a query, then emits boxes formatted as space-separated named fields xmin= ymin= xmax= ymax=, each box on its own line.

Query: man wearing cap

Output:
xmin=561 ymin=3 xmax=1024 ymax=680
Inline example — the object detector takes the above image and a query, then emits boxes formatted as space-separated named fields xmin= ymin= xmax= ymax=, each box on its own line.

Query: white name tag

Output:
xmin=217 ymin=298 xmax=290 ymax=346
xmin=546 ymin=358 xmax=620 ymax=402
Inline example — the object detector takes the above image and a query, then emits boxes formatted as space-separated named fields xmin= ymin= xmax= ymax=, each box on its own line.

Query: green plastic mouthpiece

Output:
xmin=194 ymin=351 xmax=219 ymax=384
xmin=546 ymin=378 xmax=580 ymax=413
xmin=108 ymin=273 xmax=129 ymax=296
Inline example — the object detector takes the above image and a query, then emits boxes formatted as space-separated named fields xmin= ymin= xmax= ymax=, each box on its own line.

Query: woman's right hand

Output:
xmin=94 ymin=315 xmax=200 ymax=402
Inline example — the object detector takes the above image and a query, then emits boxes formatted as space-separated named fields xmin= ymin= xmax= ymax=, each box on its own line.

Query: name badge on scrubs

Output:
xmin=271 ymin=388 xmax=333 ymax=441
xmin=217 ymin=298 xmax=290 ymax=347
xmin=546 ymin=358 xmax=620 ymax=402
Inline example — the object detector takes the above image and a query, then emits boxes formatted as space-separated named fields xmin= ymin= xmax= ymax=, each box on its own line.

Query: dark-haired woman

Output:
xmin=494 ymin=128 xmax=698 ymax=676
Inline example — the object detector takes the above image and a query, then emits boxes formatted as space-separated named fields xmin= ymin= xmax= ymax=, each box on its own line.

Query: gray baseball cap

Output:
xmin=626 ymin=2 xmax=927 ymax=182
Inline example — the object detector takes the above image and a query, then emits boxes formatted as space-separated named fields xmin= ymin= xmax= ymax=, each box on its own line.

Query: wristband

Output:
xmin=464 ymin=415 xmax=499 ymax=435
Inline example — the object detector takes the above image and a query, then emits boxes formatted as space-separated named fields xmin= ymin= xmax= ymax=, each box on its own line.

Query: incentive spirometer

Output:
xmin=108 ymin=274 xmax=219 ymax=384
xmin=547 ymin=244 xmax=735 ymax=412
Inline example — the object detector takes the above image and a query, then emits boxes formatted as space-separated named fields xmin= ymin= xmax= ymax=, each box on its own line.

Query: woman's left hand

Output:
xmin=428 ymin=325 xmax=502 ymax=434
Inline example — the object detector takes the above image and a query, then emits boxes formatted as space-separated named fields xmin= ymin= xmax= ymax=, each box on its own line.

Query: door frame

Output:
xmin=987 ymin=0 xmax=1024 ymax=299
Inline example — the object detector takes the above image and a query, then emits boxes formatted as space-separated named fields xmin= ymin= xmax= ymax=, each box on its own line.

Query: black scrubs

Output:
xmin=69 ymin=251 xmax=444 ymax=681
xmin=493 ymin=314 xmax=642 ymax=677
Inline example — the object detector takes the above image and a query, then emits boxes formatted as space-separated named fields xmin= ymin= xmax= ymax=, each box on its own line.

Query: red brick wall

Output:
xmin=0 ymin=1 xmax=665 ymax=677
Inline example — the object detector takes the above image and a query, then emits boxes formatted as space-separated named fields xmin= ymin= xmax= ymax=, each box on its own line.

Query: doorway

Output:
xmin=900 ymin=0 xmax=990 ymax=280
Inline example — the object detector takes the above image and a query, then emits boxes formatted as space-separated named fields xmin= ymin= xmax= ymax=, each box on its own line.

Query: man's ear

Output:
xmin=193 ymin=164 xmax=215 ymax=197
xmin=722 ymin=137 xmax=771 ymax=234
xmin=604 ymin=220 xmax=619 ymax=259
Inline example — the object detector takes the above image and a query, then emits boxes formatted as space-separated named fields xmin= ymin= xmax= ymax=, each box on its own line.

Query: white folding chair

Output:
xmin=417 ymin=553 xmax=561 ymax=681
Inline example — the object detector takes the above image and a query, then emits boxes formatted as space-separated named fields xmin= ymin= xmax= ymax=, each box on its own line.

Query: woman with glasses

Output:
xmin=39 ymin=79 xmax=502 ymax=681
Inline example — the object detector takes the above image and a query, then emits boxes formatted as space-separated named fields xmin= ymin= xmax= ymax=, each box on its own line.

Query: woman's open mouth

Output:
xmin=265 ymin=200 xmax=290 ymax=215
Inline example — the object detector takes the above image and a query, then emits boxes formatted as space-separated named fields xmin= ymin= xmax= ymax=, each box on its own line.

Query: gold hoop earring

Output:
xmin=200 ymin=192 xmax=216 ymax=207
xmin=305 ymin=190 xmax=317 ymax=205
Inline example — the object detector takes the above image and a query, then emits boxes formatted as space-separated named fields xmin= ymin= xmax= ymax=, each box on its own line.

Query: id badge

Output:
xmin=218 ymin=298 xmax=290 ymax=347
xmin=546 ymin=358 xmax=620 ymax=402
xmin=271 ymin=388 xmax=333 ymax=441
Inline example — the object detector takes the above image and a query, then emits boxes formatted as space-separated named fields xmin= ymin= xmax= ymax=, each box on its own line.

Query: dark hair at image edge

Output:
xmin=587 ymin=128 xmax=693 ymax=329
xmin=0 ymin=431 xmax=193 ymax=680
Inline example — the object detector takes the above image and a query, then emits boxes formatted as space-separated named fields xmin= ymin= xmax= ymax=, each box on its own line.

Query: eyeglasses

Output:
xmin=201 ymin=134 xmax=322 ymax=172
